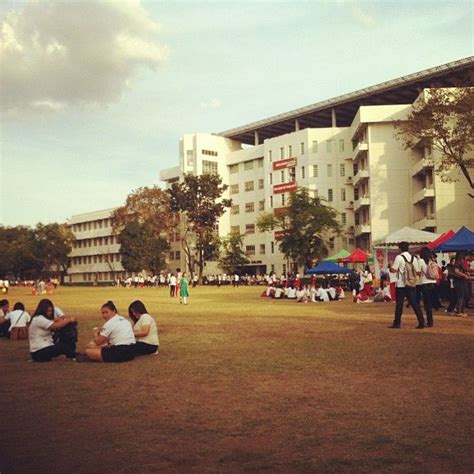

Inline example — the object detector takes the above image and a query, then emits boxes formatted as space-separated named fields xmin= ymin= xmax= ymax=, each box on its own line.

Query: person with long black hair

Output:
xmin=418 ymin=247 xmax=437 ymax=327
xmin=29 ymin=299 xmax=77 ymax=362
xmin=129 ymin=300 xmax=159 ymax=356
xmin=85 ymin=301 xmax=135 ymax=362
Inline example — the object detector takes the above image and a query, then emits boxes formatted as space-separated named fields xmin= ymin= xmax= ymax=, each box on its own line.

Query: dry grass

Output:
xmin=0 ymin=286 xmax=473 ymax=473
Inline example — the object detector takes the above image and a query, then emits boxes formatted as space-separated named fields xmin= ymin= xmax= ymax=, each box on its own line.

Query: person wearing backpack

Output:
xmin=389 ymin=241 xmax=425 ymax=329
xmin=418 ymin=247 xmax=438 ymax=327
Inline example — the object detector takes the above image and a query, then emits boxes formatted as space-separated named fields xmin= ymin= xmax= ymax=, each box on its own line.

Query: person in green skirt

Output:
xmin=180 ymin=272 xmax=190 ymax=305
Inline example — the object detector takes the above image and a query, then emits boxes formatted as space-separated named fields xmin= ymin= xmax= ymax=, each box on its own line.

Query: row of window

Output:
xmin=268 ymin=140 xmax=345 ymax=162
xmin=71 ymin=254 xmax=121 ymax=265
xmin=312 ymin=164 xmax=347 ymax=178
xmin=80 ymin=271 xmax=128 ymax=282
xmin=229 ymin=157 xmax=264 ymax=174
xmin=230 ymin=179 xmax=265 ymax=194
xmin=202 ymin=160 xmax=218 ymax=175
xmin=230 ymin=224 xmax=256 ymax=235
xmin=71 ymin=219 xmax=111 ymax=232
xmin=74 ymin=236 xmax=117 ymax=248
xmin=202 ymin=149 xmax=218 ymax=157
xmin=169 ymin=250 xmax=181 ymax=260
xmin=231 ymin=200 xmax=266 ymax=214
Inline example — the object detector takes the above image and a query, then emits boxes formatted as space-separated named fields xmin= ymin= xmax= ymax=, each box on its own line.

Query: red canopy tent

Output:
xmin=427 ymin=230 xmax=456 ymax=251
xmin=338 ymin=248 xmax=369 ymax=263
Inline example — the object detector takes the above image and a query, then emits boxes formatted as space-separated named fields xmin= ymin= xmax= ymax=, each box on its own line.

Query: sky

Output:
xmin=0 ymin=0 xmax=472 ymax=227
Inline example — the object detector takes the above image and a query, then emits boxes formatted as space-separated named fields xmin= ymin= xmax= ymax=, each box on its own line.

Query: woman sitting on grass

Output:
xmin=128 ymin=300 xmax=159 ymax=356
xmin=85 ymin=301 xmax=136 ymax=363
xmin=29 ymin=299 xmax=77 ymax=362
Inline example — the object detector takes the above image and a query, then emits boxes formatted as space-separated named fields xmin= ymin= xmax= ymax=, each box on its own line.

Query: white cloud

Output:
xmin=200 ymin=98 xmax=222 ymax=109
xmin=0 ymin=0 xmax=168 ymax=119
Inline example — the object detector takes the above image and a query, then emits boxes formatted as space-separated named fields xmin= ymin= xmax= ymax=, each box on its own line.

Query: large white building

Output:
xmin=160 ymin=57 xmax=474 ymax=276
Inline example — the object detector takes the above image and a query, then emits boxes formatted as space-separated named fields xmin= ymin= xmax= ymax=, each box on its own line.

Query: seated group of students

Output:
xmin=264 ymin=284 xmax=345 ymax=302
xmin=0 ymin=298 xmax=159 ymax=363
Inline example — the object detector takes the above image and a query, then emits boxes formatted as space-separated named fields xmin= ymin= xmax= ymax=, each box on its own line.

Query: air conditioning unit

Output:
xmin=349 ymin=201 xmax=354 ymax=205
xmin=347 ymin=176 xmax=352 ymax=181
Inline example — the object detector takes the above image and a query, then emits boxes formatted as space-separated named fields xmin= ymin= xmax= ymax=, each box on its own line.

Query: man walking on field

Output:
xmin=389 ymin=241 xmax=425 ymax=329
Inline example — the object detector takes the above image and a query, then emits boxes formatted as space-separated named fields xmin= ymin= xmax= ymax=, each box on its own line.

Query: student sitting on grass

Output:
xmin=29 ymin=299 xmax=77 ymax=362
xmin=84 ymin=301 xmax=135 ymax=363
xmin=5 ymin=302 xmax=31 ymax=340
xmin=128 ymin=300 xmax=159 ymax=356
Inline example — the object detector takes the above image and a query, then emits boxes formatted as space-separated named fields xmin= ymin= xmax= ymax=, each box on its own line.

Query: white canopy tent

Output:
xmin=373 ymin=226 xmax=440 ymax=247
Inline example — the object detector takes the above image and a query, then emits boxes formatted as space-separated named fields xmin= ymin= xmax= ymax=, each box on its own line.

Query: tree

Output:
xmin=257 ymin=189 xmax=341 ymax=270
xmin=395 ymin=87 xmax=474 ymax=198
xmin=218 ymin=233 xmax=249 ymax=274
xmin=117 ymin=221 xmax=169 ymax=274
xmin=167 ymin=173 xmax=231 ymax=282
xmin=34 ymin=223 xmax=75 ymax=283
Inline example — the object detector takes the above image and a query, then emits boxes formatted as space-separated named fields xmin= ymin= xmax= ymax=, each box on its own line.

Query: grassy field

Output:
xmin=0 ymin=286 xmax=473 ymax=473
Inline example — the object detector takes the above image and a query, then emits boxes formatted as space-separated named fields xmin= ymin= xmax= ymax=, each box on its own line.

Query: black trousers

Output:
xmin=135 ymin=342 xmax=159 ymax=356
xmin=31 ymin=342 xmax=76 ymax=362
xmin=393 ymin=286 xmax=425 ymax=327
xmin=169 ymin=285 xmax=176 ymax=297
xmin=421 ymin=283 xmax=435 ymax=326
xmin=446 ymin=287 xmax=457 ymax=312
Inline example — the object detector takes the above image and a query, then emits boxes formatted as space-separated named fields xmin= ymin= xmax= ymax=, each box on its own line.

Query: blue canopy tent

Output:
xmin=434 ymin=226 xmax=474 ymax=252
xmin=305 ymin=261 xmax=354 ymax=275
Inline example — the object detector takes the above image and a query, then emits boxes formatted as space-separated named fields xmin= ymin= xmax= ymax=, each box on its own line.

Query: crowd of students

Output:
xmin=0 ymin=298 xmax=159 ymax=363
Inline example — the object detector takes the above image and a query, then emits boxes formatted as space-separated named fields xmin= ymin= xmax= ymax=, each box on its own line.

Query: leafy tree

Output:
xmin=257 ymin=189 xmax=340 ymax=270
xmin=167 ymin=173 xmax=231 ymax=282
xmin=395 ymin=87 xmax=474 ymax=198
xmin=117 ymin=221 xmax=169 ymax=274
xmin=218 ymin=233 xmax=249 ymax=274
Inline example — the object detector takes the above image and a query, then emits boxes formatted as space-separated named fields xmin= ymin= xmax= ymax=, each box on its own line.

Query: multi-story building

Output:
xmin=160 ymin=57 xmax=474 ymax=276
xmin=66 ymin=208 xmax=130 ymax=284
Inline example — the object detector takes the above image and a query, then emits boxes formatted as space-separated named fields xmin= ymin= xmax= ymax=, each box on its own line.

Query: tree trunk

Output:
xmin=198 ymin=247 xmax=204 ymax=285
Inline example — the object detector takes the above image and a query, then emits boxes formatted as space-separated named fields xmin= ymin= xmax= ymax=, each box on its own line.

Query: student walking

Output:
xmin=389 ymin=242 xmax=425 ymax=329
xmin=180 ymin=272 xmax=190 ymax=305
xmin=418 ymin=247 xmax=437 ymax=327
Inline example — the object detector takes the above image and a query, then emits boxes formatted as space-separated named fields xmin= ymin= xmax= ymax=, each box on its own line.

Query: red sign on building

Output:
xmin=273 ymin=181 xmax=298 ymax=194
xmin=272 ymin=157 xmax=297 ymax=170
xmin=274 ymin=230 xmax=286 ymax=241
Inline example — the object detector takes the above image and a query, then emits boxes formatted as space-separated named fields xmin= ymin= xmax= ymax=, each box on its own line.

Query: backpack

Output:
xmin=427 ymin=260 xmax=439 ymax=280
xmin=401 ymin=254 xmax=417 ymax=287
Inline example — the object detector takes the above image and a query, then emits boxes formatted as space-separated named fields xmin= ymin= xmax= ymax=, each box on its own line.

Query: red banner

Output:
xmin=273 ymin=181 xmax=297 ymax=194
xmin=272 ymin=157 xmax=297 ymax=170
xmin=274 ymin=230 xmax=285 ymax=241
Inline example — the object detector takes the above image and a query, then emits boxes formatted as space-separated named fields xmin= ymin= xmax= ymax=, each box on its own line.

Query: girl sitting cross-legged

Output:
xmin=128 ymin=300 xmax=159 ymax=356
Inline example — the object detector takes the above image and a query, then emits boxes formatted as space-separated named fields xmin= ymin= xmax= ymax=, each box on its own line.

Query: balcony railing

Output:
xmin=354 ymin=195 xmax=370 ymax=211
xmin=413 ymin=216 xmax=436 ymax=230
xmin=353 ymin=169 xmax=369 ymax=186
xmin=413 ymin=187 xmax=435 ymax=204
xmin=355 ymin=223 xmax=371 ymax=236
xmin=353 ymin=142 xmax=368 ymax=162
xmin=411 ymin=159 xmax=434 ymax=177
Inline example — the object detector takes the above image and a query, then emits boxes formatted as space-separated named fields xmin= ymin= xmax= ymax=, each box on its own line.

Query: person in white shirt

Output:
xmin=315 ymin=287 xmax=330 ymax=302
xmin=418 ymin=247 xmax=438 ymax=327
xmin=169 ymin=274 xmax=177 ymax=297
xmin=129 ymin=300 xmax=159 ymax=356
xmin=84 ymin=301 xmax=136 ymax=363
xmin=274 ymin=287 xmax=283 ymax=299
xmin=29 ymin=299 xmax=77 ymax=362
xmin=5 ymin=302 xmax=31 ymax=340
xmin=389 ymin=242 xmax=425 ymax=329
xmin=287 ymin=285 xmax=297 ymax=299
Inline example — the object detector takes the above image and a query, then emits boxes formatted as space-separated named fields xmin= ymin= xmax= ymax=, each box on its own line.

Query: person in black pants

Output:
xmin=389 ymin=242 xmax=425 ymax=329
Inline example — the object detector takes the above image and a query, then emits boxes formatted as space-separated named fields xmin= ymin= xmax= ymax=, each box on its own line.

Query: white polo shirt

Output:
xmin=392 ymin=252 xmax=420 ymax=288
xmin=6 ymin=310 xmax=31 ymax=330
xmin=29 ymin=315 xmax=54 ymax=352
xmin=100 ymin=315 xmax=135 ymax=347
xmin=134 ymin=313 xmax=159 ymax=346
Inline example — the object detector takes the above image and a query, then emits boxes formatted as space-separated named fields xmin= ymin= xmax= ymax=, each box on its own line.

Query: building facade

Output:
xmin=160 ymin=58 xmax=474 ymax=276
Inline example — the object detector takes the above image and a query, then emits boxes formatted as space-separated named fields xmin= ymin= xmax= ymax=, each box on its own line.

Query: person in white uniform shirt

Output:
xmin=29 ymin=299 xmax=77 ymax=362
xmin=85 ymin=301 xmax=135 ymax=363
xmin=418 ymin=247 xmax=438 ymax=327
xmin=5 ymin=302 xmax=31 ymax=340
xmin=128 ymin=300 xmax=159 ymax=356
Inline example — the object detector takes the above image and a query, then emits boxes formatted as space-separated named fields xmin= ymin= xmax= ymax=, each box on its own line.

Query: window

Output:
xmin=340 ymin=164 xmax=345 ymax=177
xmin=231 ymin=205 xmax=240 ymax=215
xmin=98 ymin=220 xmax=103 ymax=229
xmin=339 ymin=139 xmax=345 ymax=152
xmin=269 ymin=173 xmax=273 ymax=184
xmin=258 ymin=179 xmax=264 ymax=189
xmin=230 ymin=184 xmax=239 ymax=194
xmin=245 ymin=181 xmax=254 ymax=192
xmin=230 ymin=164 xmax=239 ymax=174
xmin=269 ymin=196 xmax=273 ymax=208
xmin=312 ymin=140 xmax=318 ymax=153
xmin=353 ymin=163 xmax=358 ymax=175
xmin=202 ymin=149 xmax=218 ymax=157
xmin=231 ymin=225 xmax=240 ymax=234
xmin=258 ymin=200 xmax=265 ymax=211
xmin=349 ymin=238 xmax=355 ymax=245
xmin=245 ymin=245 xmax=256 ymax=255
xmin=300 ymin=142 xmax=305 ymax=154
xmin=312 ymin=189 xmax=319 ymax=198
xmin=94 ymin=221 xmax=97 ymax=229
xmin=341 ymin=188 xmax=346 ymax=201
xmin=280 ymin=147 xmax=284 ymax=159
xmin=342 ymin=237 xmax=348 ymax=245
xmin=313 ymin=165 xmax=318 ymax=178
xmin=268 ymin=150 xmax=272 ymax=162
xmin=259 ymin=244 xmax=266 ymax=254
xmin=281 ymin=194 xmax=286 ymax=206
xmin=327 ymin=164 xmax=333 ymax=177
xmin=301 ymin=166 xmax=305 ymax=179
xmin=104 ymin=237 xmax=108 ymax=245
xmin=280 ymin=170 xmax=285 ymax=182
xmin=326 ymin=140 xmax=332 ymax=153
xmin=271 ymin=242 xmax=275 ymax=254
xmin=354 ymin=188 xmax=359 ymax=201
xmin=245 ymin=202 xmax=255 ymax=213
xmin=175 ymin=250 xmax=181 ymax=260
xmin=244 ymin=160 xmax=254 ymax=171
xmin=328 ymin=189 xmax=333 ymax=201
xmin=202 ymin=160 xmax=218 ymax=175
xmin=341 ymin=212 xmax=347 ymax=225
xmin=245 ymin=224 xmax=255 ymax=234
xmin=94 ymin=255 xmax=97 ymax=263
xmin=288 ymin=145 xmax=292 ymax=157
xmin=257 ymin=158 xmax=264 ymax=168
xmin=186 ymin=150 xmax=194 ymax=166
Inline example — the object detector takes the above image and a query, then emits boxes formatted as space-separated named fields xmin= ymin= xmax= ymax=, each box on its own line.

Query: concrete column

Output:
xmin=254 ymin=131 xmax=259 ymax=145
xmin=295 ymin=119 xmax=300 ymax=131
xmin=331 ymin=108 xmax=337 ymax=127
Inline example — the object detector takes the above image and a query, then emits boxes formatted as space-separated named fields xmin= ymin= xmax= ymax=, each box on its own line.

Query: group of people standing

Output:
xmin=0 ymin=298 xmax=159 ymax=363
